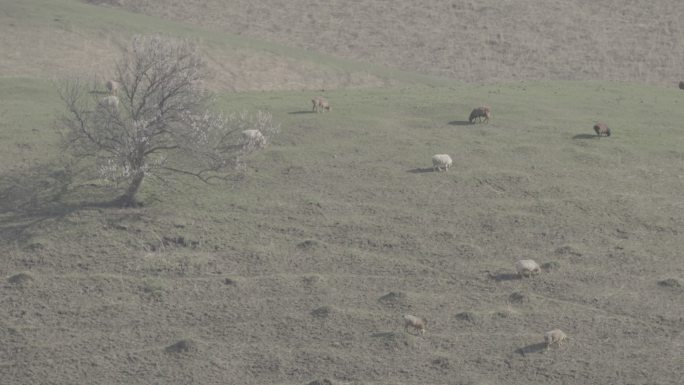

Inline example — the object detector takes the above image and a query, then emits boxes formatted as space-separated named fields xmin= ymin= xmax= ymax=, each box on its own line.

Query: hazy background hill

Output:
xmin=96 ymin=0 xmax=683 ymax=86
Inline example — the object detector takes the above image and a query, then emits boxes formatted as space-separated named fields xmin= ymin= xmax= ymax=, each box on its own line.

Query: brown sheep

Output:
xmin=403 ymin=314 xmax=427 ymax=335
xmin=593 ymin=122 xmax=611 ymax=137
xmin=469 ymin=106 xmax=491 ymax=124
xmin=312 ymin=96 xmax=331 ymax=113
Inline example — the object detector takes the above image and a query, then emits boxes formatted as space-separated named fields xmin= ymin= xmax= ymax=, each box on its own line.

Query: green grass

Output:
xmin=4 ymin=83 xmax=683 ymax=385
xmin=3 ymin=78 xmax=682 ymax=254
xmin=0 ymin=78 xmax=62 ymax=165
xmin=2 ymin=3 xmax=684 ymax=384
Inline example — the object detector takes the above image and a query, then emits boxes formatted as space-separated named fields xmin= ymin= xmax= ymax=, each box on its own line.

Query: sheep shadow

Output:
xmin=407 ymin=168 xmax=435 ymax=174
xmin=288 ymin=110 xmax=316 ymax=115
xmin=516 ymin=342 xmax=547 ymax=356
xmin=572 ymin=134 xmax=597 ymax=140
xmin=486 ymin=272 xmax=521 ymax=282
xmin=448 ymin=120 xmax=472 ymax=126
xmin=371 ymin=332 xmax=397 ymax=338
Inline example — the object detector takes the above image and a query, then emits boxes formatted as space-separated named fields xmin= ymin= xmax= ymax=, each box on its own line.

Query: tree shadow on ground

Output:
xmin=448 ymin=120 xmax=472 ymax=126
xmin=0 ymin=161 xmax=122 ymax=243
xmin=516 ymin=342 xmax=547 ymax=356
xmin=572 ymin=134 xmax=597 ymax=140
xmin=407 ymin=168 xmax=434 ymax=174
xmin=288 ymin=110 xmax=316 ymax=115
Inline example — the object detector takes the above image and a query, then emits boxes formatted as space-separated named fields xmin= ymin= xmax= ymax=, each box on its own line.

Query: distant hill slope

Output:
xmin=102 ymin=0 xmax=684 ymax=86
xmin=2 ymin=0 xmax=448 ymax=91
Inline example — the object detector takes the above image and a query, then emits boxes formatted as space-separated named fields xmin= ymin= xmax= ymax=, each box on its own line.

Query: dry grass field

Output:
xmin=108 ymin=0 xmax=684 ymax=86
xmin=1 ymin=1 xmax=683 ymax=384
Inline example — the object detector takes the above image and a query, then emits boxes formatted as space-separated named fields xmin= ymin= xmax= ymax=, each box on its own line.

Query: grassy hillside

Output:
xmin=1 ymin=1 xmax=683 ymax=384
xmin=2 ymin=77 xmax=683 ymax=384
xmin=108 ymin=0 xmax=684 ymax=85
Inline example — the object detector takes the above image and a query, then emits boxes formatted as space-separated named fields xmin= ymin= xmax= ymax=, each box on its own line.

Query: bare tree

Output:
xmin=57 ymin=35 xmax=278 ymax=207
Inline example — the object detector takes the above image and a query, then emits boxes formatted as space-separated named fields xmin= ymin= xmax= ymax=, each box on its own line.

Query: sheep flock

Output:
xmin=89 ymin=78 xmax=642 ymax=355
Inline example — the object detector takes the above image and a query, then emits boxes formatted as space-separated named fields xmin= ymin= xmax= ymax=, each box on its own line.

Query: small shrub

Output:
xmin=508 ymin=292 xmax=530 ymax=304
xmin=658 ymin=278 xmax=681 ymax=288
xmin=378 ymin=291 xmax=408 ymax=307
xmin=311 ymin=306 xmax=333 ymax=319
xmin=8 ymin=272 xmax=34 ymax=286
xmin=165 ymin=339 xmax=197 ymax=353
xmin=455 ymin=311 xmax=478 ymax=323
xmin=306 ymin=380 xmax=333 ymax=385
xmin=541 ymin=261 xmax=561 ymax=271
xmin=141 ymin=278 xmax=166 ymax=299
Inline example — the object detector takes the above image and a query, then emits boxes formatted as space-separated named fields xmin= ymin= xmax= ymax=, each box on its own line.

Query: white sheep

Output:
xmin=515 ymin=259 xmax=541 ymax=277
xmin=312 ymin=96 xmax=331 ymax=113
xmin=98 ymin=95 xmax=119 ymax=112
xmin=432 ymin=154 xmax=452 ymax=172
xmin=544 ymin=329 xmax=568 ymax=348
xmin=105 ymin=80 xmax=120 ymax=94
xmin=241 ymin=129 xmax=266 ymax=148
xmin=403 ymin=314 xmax=427 ymax=335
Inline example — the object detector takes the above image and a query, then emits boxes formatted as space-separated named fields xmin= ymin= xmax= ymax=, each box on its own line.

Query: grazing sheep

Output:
xmin=544 ymin=329 xmax=568 ymax=348
xmin=515 ymin=259 xmax=541 ymax=277
xmin=403 ymin=314 xmax=427 ymax=335
xmin=469 ymin=106 xmax=491 ymax=124
xmin=432 ymin=154 xmax=453 ymax=172
xmin=105 ymin=80 xmax=120 ymax=94
xmin=679 ymin=81 xmax=684 ymax=90
xmin=312 ymin=96 xmax=331 ymax=113
xmin=241 ymin=129 xmax=266 ymax=148
xmin=593 ymin=122 xmax=611 ymax=137
xmin=99 ymin=95 xmax=119 ymax=112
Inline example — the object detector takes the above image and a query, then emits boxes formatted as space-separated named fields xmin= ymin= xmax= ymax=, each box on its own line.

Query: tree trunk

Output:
xmin=118 ymin=172 xmax=145 ymax=207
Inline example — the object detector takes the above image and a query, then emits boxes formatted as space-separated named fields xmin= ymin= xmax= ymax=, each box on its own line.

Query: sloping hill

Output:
xmin=100 ymin=0 xmax=684 ymax=85
xmin=1 ymin=1 xmax=684 ymax=385
xmin=2 ymin=79 xmax=684 ymax=384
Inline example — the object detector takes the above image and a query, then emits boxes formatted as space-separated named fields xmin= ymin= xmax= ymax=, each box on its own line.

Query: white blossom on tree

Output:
xmin=57 ymin=35 xmax=279 ymax=206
